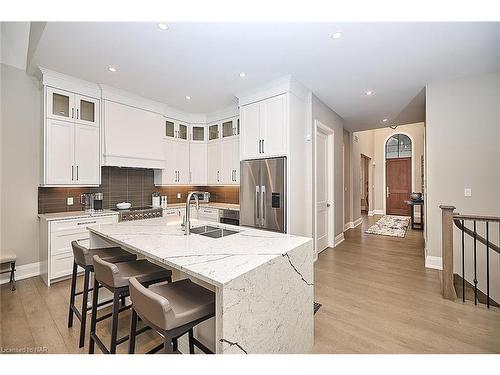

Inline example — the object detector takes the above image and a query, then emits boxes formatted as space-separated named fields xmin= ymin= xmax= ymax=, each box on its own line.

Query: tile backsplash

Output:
xmin=38 ymin=167 xmax=239 ymax=214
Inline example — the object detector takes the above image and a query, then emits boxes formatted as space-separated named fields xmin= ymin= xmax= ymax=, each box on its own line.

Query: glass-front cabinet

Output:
xmin=46 ymin=87 xmax=99 ymax=127
xmin=222 ymin=118 xmax=240 ymax=138
xmin=208 ymin=123 xmax=220 ymax=141
xmin=164 ymin=119 xmax=188 ymax=141
xmin=191 ymin=125 xmax=205 ymax=142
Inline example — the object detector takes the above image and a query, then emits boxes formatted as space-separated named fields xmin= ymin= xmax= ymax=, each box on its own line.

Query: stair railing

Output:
xmin=440 ymin=205 xmax=500 ymax=308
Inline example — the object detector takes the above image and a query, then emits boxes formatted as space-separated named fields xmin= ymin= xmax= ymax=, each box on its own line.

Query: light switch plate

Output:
xmin=176 ymin=193 xmax=181 ymax=199
xmin=67 ymin=197 xmax=73 ymax=205
xmin=464 ymin=188 xmax=472 ymax=197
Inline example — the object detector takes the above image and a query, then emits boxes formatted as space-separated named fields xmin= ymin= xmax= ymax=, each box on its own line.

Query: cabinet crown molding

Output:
xmin=39 ymin=67 xmax=101 ymax=98
xmin=237 ymin=75 xmax=310 ymax=107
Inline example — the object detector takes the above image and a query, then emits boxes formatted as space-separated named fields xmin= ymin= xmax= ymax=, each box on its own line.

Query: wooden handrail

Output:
xmin=453 ymin=219 xmax=500 ymax=254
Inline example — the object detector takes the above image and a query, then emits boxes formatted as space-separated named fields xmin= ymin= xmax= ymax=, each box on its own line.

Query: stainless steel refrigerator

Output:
xmin=240 ymin=157 xmax=286 ymax=233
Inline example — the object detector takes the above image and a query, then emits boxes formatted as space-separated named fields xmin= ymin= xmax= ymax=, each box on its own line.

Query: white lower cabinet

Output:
xmin=198 ymin=207 xmax=219 ymax=222
xmin=40 ymin=215 xmax=118 ymax=286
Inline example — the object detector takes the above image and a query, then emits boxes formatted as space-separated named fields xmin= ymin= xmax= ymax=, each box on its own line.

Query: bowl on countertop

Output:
xmin=116 ymin=202 xmax=131 ymax=210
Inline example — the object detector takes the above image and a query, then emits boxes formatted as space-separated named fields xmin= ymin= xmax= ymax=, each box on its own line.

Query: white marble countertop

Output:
xmin=38 ymin=209 xmax=119 ymax=221
xmin=88 ymin=217 xmax=311 ymax=287
xmin=165 ymin=202 xmax=240 ymax=211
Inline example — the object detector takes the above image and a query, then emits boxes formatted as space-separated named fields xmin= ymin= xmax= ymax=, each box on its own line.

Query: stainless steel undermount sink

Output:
xmin=199 ymin=228 xmax=240 ymax=239
xmin=189 ymin=225 xmax=219 ymax=234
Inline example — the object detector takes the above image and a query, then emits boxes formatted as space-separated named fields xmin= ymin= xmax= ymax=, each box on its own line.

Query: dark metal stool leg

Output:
xmin=128 ymin=308 xmax=138 ymax=354
xmin=79 ymin=268 xmax=91 ymax=348
xmin=172 ymin=337 xmax=178 ymax=352
xmin=89 ymin=276 xmax=100 ymax=354
xmin=67 ymin=262 xmax=78 ymax=328
xmin=163 ymin=333 xmax=174 ymax=354
xmin=109 ymin=290 xmax=121 ymax=354
xmin=10 ymin=261 xmax=16 ymax=291
xmin=188 ymin=328 xmax=195 ymax=354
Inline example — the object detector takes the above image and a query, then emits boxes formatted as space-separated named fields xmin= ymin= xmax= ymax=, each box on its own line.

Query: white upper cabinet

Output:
xmin=240 ymin=93 xmax=287 ymax=160
xmin=208 ymin=122 xmax=220 ymax=142
xmin=164 ymin=119 xmax=189 ymax=142
xmin=189 ymin=142 xmax=207 ymax=184
xmin=75 ymin=95 xmax=99 ymax=127
xmin=207 ymin=141 xmax=221 ymax=184
xmin=190 ymin=124 xmax=206 ymax=142
xmin=103 ymin=100 xmax=164 ymax=169
xmin=43 ymin=84 xmax=101 ymax=186
xmin=46 ymin=119 xmax=75 ymax=185
xmin=74 ymin=124 xmax=100 ymax=184
xmin=221 ymin=138 xmax=240 ymax=184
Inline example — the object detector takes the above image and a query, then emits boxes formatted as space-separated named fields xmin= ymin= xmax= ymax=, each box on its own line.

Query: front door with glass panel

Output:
xmin=385 ymin=134 xmax=412 ymax=216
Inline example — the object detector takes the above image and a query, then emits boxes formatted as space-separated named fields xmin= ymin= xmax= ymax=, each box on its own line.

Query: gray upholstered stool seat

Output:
xmin=89 ymin=255 xmax=172 ymax=354
xmin=68 ymin=240 xmax=137 ymax=348
xmin=96 ymin=259 xmax=172 ymax=288
xmin=0 ymin=250 xmax=16 ymax=291
xmin=128 ymin=277 xmax=215 ymax=354
xmin=72 ymin=241 xmax=137 ymax=267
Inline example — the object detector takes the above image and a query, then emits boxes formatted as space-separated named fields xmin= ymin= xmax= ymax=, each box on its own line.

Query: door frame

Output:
xmin=383 ymin=132 xmax=415 ymax=214
xmin=313 ymin=120 xmax=335 ymax=258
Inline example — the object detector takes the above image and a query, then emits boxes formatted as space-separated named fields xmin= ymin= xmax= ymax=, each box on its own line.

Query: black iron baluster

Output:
xmin=473 ymin=220 xmax=478 ymax=305
xmin=461 ymin=220 xmax=465 ymax=303
xmin=486 ymin=222 xmax=490 ymax=309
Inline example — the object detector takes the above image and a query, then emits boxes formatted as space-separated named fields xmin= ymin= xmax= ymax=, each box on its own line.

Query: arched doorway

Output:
xmin=385 ymin=134 xmax=412 ymax=216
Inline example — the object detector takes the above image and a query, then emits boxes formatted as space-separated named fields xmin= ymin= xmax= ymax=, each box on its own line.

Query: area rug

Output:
xmin=365 ymin=215 xmax=410 ymax=238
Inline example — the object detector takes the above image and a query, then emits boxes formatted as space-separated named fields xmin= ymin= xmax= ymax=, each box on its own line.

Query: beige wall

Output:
xmin=0 ymin=63 xmax=41 ymax=266
xmin=342 ymin=129 xmax=351 ymax=227
xmin=311 ymin=94 xmax=345 ymax=238
xmin=352 ymin=123 xmax=424 ymax=220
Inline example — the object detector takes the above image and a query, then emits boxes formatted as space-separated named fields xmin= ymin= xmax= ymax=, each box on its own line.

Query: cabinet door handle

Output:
xmin=71 ymin=166 xmax=74 ymax=180
xmin=259 ymin=140 xmax=261 ymax=153
xmin=76 ymin=166 xmax=79 ymax=180
xmin=76 ymin=108 xmax=79 ymax=119
xmin=217 ymin=170 xmax=219 ymax=182
xmin=71 ymin=108 xmax=74 ymax=119
xmin=262 ymin=139 xmax=264 ymax=154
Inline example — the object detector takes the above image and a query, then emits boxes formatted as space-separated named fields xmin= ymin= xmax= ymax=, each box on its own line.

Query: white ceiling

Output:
xmin=31 ymin=22 xmax=500 ymax=131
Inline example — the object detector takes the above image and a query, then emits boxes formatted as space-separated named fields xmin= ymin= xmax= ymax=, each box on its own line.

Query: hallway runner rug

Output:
xmin=365 ymin=215 xmax=410 ymax=238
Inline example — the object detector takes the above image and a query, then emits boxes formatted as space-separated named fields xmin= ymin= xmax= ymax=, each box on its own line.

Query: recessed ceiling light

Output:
xmin=365 ymin=90 xmax=374 ymax=96
xmin=185 ymin=95 xmax=191 ymax=100
xmin=108 ymin=66 xmax=116 ymax=72
xmin=157 ymin=23 xmax=168 ymax=30
xmin=332 ymin=31 xmax=343 ymax=39
xmin=382 ymin=118 xmax=388 ymax=122
xmin=239 ymin=72 xmax=246 ymax=78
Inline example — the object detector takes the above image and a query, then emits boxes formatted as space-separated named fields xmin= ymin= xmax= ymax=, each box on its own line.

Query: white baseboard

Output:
xmin=425 ymin=256 xmax=443 ymax=270
xmin=367 ymin=210 xmax=374 ymax=216
xmin=344 ymin=221 xmax=353 ymax=231
xmin=373 ymin=210 xmax=386 ymax=215
xmin=0 ymin=261 xmax=40 ymax=285
xmin=353 ymin=217 xmax=362 ymax=228
xmin=334 ymin=233 xmax=345 ymax=247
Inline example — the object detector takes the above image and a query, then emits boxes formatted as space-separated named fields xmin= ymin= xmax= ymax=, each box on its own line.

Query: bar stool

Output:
xmin=68 ymin=240 xmax=137 ymax=348
xmin=128 ymin=277 xmax=215 ymax=354
xmin=0 ymin=250 xmax=16 ymax=291
xmin=89 ymin=255 xmax=173 ymax=354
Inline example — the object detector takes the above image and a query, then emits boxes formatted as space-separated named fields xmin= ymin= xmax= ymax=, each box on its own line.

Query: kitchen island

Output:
xmin=88 ymin=217 xmax=314 ymax=354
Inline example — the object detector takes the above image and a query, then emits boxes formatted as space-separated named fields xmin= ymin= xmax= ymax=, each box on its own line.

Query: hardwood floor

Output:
xmin=312 ymin=215 xmax=500 ymax=353
xmin=1 ymin=214 xmax=499 ymax=354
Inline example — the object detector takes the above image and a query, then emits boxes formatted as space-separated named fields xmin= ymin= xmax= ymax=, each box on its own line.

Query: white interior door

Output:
xmin=316 ymin=128 xmax=330 ymax=253
xmin=74 ymin=124 xmax=100 ymax=185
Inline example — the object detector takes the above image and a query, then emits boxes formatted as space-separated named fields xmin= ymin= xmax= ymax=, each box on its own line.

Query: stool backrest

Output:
xmin=129 ymin=277 xmax=172 ymax=331
xmin=71 ymin=240 xmax=89 ymax=267
xmin=92 ymin=255 xmax=120 ymax=287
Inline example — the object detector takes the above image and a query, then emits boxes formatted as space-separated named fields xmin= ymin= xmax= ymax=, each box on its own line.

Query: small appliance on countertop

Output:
xmin=93 ymin=192 xmax=104 ymax=211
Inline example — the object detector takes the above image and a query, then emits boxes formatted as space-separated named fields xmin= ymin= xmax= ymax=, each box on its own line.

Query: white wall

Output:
xmin=311 ymin=94 xmax=345 ymax=238
xmin=352 ymin=130 xmax=374 ymax=219
xmin=0 ymin=63 xmax=41 ymax=266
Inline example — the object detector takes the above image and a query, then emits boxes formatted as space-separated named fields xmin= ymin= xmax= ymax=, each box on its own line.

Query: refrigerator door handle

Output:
xmin=255 ymin=185 xmax=260 ymax=226
xmin=261 ymin=185 xmax=266 ymax=226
